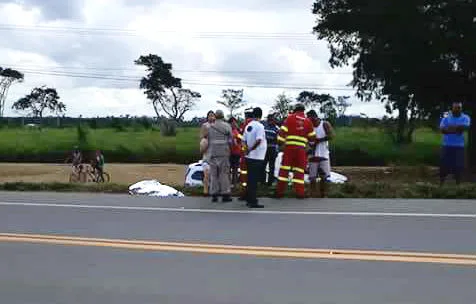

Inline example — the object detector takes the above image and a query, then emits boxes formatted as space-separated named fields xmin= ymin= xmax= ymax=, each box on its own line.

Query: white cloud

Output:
xmin=0 ymin=0 xmax=387 ymax=120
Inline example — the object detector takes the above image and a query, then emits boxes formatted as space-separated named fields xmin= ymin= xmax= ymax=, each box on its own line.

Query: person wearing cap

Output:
xmin=261 ymin=113 xmax=280 ymax=186
xmin=439 ymin=102 xmax=471 ymax=185
xmin=237 ymin=107 xmax=255 ymax=200
xmin=203 ymin=109 xmax=233 ymax=203
xmin=242 ymin=107 xmax=267 ymax=208
xmin=306 ymin=109 xmax=335 ymax=197
xmin=275 ymin=103 xmax=316 ymax=199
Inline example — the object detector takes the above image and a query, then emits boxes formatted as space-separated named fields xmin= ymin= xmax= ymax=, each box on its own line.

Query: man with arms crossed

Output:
xmin=439 ymin=102 xmax=471 ymax=185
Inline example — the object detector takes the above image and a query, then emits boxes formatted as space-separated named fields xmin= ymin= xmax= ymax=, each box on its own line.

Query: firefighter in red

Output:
xmin=275 ymin=103 xmax=316 ymax=198
xmin=238 ymin=108 xmax=254 ymax=200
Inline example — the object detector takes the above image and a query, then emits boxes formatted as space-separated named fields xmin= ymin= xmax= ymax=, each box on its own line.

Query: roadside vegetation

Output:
xmin=0 ymin=126 xmax=443 ymax=166
xmin=2 ymin=180 xmax=476 ymax=199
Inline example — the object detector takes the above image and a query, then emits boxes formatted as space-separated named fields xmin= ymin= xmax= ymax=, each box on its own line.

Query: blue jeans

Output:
xmin=440 ymin=146 xmax=465 ymax=183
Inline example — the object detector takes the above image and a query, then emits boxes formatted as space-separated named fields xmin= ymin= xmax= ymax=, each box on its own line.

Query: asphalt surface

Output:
xmin=1 ymin=191 xmax=476 ymax=303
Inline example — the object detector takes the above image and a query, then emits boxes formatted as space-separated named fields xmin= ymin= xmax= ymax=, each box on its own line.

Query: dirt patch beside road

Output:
xmin=0 ymin=163 xmax=187 ymax=186
xmin=0 ymin=163 xmax=439 ymax=186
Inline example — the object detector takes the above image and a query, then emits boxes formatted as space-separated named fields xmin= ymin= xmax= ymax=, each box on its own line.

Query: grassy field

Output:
xmin=0 ymin=126 xmax=443 ymax=165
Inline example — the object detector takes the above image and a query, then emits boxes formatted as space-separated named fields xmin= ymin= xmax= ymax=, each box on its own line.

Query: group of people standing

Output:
xmin=199 ymin=103 xmax=335 ymax=208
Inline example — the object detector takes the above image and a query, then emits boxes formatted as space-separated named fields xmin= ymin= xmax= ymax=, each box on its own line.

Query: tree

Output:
xmin=336 ymin=96 xmax=351 ymax=117
xmin=12 ymin=86 xmax=65 ymax=120
xmin=134 ymin=54 xmax=201 ymax=122
xmin=217 ymin=89 xmax=247 ymax=118
xmin=311 ymin=0 xmax=476 ymax=151
xmin=0 ymin=67 xmax=24 ymax=117
xmin=311 ymin=0 xmax=439 ymax=144
xmin=271 ymin=93 xmax=293 ymax=122
xmin=161 ymin=88 xmax=201 ymax=122
xmin=296 ymin=91 xmax=337 ymax=122
xmin=429 ymin=1 xmax=476 ymax=170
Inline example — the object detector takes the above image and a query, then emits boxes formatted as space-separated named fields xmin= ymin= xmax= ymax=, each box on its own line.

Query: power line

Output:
xmin=1 ymin=64 xmax=353 ymax=76
xmin=0 ymin=24 xmax=314 ymax=36
xmin=0 ymin=24 xmax=317 ymax=40
xmin=20 ymin=70 xmax=355 ymax=91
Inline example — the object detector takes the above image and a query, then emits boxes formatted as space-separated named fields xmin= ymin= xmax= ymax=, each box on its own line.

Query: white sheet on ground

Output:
xmin=129 ymin=180 xmax=185 ymax=197
xmin=272 ymin=152 xmax=348 ymax=183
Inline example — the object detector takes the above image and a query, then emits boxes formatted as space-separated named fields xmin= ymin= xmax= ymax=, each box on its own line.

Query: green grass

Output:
xmin=2 ymin=181 xmax=476 ymax=199
xmin=0 ymin=126 xmax=443 ymax=165
xmin=0 ymin=182 xmax=128 ymax=193
xmin=329 ymin=127 xmax=441 ymax=166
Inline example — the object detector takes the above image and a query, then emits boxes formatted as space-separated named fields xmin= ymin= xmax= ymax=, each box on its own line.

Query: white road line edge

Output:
xmin=0 ymin=202 xmax=475 ymax=218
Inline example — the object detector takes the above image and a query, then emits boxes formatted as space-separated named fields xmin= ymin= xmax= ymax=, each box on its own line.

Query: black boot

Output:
xmin=247 ymin=200 xmax=264 ymax=208
xmin=248 ymin=203 xmax=264 ymax=208
xmin=222 ymin=195 xmax=233 ymax=203
xmin=212 ymin=195 xmax=218 ymax=202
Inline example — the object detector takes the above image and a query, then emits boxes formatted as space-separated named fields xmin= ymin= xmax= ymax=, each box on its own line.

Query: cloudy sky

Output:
xmin=0 ymin=0 xmax=385 ymax=119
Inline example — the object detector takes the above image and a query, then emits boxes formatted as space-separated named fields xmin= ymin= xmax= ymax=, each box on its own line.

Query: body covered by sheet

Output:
xmin=129 ymin=180 xmax=185 ymax=197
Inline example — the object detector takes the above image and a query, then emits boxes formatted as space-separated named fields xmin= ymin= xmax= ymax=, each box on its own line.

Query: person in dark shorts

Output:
xmin=439 ymin=102 xmax=471 ymax=185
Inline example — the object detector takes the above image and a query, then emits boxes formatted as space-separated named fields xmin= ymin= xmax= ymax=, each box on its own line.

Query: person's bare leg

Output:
xmin=203 ymin=168 xmax=209 ymax=196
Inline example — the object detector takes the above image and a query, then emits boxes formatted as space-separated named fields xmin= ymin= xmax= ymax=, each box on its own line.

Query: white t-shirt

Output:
xmin=243 ymin=120 xmax=267 ymax=160
xmin=313 ymin=121 xmax=330 ymax=159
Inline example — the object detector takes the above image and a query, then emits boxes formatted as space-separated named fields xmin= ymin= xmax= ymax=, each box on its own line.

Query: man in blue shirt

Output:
xmin=439 ymin=102 xmax=471 ymax=185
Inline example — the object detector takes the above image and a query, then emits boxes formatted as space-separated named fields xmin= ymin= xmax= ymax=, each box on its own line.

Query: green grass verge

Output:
xmin=0 ymin=126 xmax=445 ymax=166
xmin=2 ymin=181 xmax=476 ymax=199
xmin=0 ymin=182 xmax=128 ymax=193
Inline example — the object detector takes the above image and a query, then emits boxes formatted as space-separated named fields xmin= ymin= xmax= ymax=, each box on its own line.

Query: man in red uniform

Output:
xmin=238 ymin=108 xmax=254 ymax=200
xmin=275 ymin=103 xmax=316 ymax=199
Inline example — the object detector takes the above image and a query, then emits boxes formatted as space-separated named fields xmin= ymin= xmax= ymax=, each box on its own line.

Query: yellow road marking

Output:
xmin=1 ymin=233 xmax=475 ymax=266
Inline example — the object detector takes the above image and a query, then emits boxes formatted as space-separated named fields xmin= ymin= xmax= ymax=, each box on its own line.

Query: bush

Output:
xmin=160 ymin=119 xmax=177 ymax=137
xmin=111 ymin=118 xmax=127 ymax=132
xmin=88 ymin=119 xmax=98 ymax=129
xmin=139 ymin=117 xmax=153 ymax=130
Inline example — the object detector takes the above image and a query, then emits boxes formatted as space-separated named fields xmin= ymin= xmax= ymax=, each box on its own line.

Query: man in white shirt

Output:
xmin=243 ymin=107 xmax=267 ymax=208
xmin=306 ymin=110 xmax=335 ymax=197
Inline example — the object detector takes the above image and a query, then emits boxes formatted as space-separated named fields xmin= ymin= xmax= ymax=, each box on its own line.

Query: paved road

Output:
xmin=1 ymin=192 xmax=475 ymax=303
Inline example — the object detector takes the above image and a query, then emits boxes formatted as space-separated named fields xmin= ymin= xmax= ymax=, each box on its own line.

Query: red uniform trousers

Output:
xmin=275 ymin=146 xmax=307 ymax=198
